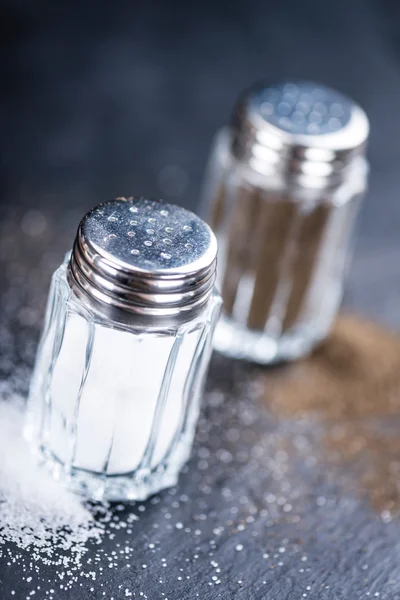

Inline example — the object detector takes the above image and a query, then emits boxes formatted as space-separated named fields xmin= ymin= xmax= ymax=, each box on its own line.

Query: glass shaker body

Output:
xmin=26 ymin=198 xmax=221 ymax=501
xmin=202 ymin=82 xmax=369 ymax=364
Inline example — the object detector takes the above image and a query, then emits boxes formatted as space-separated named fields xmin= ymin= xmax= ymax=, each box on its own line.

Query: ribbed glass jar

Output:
xmin=202 ymin=81 xmax=369 ymax=364
xmin=25 ymin=198 xmax=221 ymax=501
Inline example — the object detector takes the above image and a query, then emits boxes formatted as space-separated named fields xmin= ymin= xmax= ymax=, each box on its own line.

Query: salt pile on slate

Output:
xmin=0 ymin=395 xmax=104 ymax=566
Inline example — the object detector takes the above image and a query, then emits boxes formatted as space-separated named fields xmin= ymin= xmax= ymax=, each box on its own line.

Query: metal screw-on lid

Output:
xmin=68 ymin=197 xmax=217 ymax=317
xmin=231 ymin=81 xmax=369 ymax=185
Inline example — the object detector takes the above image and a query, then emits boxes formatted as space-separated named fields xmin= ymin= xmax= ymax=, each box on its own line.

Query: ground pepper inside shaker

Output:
xmin=25 ymin=197 xmax=222 ymax=501
xmin=202 ymin=81 xmax=369 ymax=364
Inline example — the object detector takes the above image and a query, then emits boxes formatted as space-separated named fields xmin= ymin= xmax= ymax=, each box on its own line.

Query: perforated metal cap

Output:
xmin=68 ymin=197 xmax=217 ymax=317
xmin=231 ymin=81 xmax=369 ymax=184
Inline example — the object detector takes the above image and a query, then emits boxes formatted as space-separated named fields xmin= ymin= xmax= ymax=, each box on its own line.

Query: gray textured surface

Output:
xmin=1 ymin=0 xmax=400 ymax=598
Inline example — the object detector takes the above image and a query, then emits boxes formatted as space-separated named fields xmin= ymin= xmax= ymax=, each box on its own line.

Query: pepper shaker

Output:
xmin=202 ymin=81 xmax=369 ymax=364
xmin=25 ymin=197 xmax=221 ymax=501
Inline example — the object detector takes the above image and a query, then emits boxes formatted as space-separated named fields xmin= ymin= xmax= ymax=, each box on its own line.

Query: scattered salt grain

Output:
xmin=0 ymin=398 xmax=104 ymax=567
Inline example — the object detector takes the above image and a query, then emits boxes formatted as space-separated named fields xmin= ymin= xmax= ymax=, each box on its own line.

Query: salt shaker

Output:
xmin=25 ymin=197 xmax=221 ymax=501
xmin=202 ymin=81 xmax=369 ymax=364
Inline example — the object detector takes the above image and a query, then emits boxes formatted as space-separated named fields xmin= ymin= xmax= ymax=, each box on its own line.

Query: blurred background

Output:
xmin=1 ymin=0 xmax=400 ymax=323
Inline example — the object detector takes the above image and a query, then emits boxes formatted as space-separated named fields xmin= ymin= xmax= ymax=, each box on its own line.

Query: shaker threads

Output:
xmin=25 ymin=197 xmax=221 ymax=501
xmin=202 ymin=81 xmax=369 ymax=364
